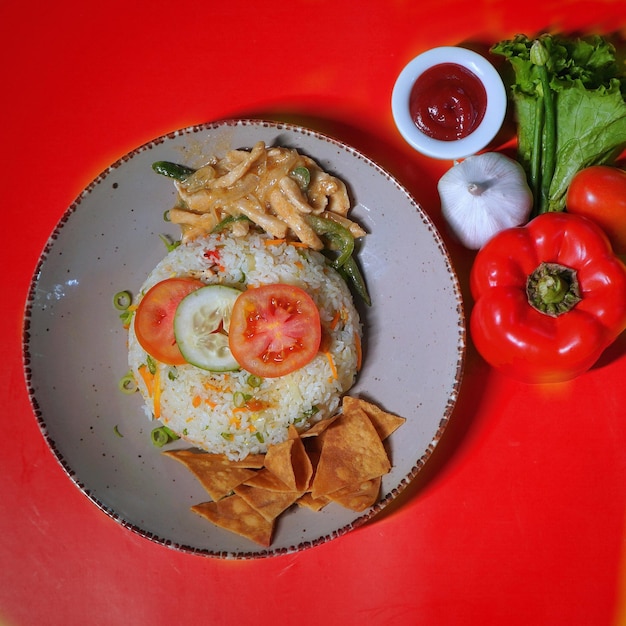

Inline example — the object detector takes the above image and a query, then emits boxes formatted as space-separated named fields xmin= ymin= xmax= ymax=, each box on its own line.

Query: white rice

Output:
xmin=128 ymin=231 xmax=361 ymax=460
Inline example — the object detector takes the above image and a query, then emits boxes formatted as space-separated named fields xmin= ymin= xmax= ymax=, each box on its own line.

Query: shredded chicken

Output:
xmin=278 ymin=176 xmax=313 ymax=214
xmin=231 ymin=197 xmax=288 ymax=240
xmin=167 ymin=141 xmax=364 ymax=250
xmin=268 ymin=189 xmax=323 ymax=250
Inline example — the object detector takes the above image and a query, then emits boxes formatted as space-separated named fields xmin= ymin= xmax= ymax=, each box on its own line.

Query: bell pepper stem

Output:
xmin=536 ymin=274 xmax=567 ymax=304
xmin=526 ymin=262 xmax=581 ymax=316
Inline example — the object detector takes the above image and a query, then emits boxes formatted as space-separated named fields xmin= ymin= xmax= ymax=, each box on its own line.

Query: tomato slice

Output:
xmin=134 ymin=277 xmax=205 ymax=364
xmin=229 ymin=283 xmax=321 ymax=378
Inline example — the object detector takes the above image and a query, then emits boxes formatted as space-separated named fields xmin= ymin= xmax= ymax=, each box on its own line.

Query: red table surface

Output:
xmin=3 ymin=1 xmax=626 ymax=624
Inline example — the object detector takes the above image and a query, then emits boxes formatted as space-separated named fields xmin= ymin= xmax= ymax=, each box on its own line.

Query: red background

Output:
xmin=3 ymin=1 xmax=626 ymax=624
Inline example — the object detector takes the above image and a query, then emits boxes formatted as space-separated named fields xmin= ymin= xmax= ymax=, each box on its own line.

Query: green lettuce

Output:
xmin=492 ymin=34 xmax=626 ymax=213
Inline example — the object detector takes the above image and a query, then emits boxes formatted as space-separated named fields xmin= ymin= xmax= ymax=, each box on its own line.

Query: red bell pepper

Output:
xmin=470 ymin=212 xmax=626 ymax=384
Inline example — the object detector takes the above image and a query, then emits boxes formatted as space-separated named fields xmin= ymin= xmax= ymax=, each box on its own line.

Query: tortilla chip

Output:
xmin=192 ymin=496 xmax=274 ymax=546
xmin=164 ymin=398 xmax=406 ymax=547
xmin=342 ymin=396 xmax=406 ymax=440
xmin=243 ymin=468 xmax=293 ymax=492
xmin=327 ymin=476 xmax=381 ymax=512
xmin=163 ymin=449 xmax=257 ymax=501
xmin=163 ymin=449 xmax=265 ymax=468
xmin=234 ymin=483 xmax=301 ymax=522
xmin=302 ymin=433 xmax=325 ymax=471
xmin=289 ymin=431 xmax=314 ymax=490
xmin=310 ymin=407 xmax=391 ymax=499
xmin=300 ymin=414 xmax=341 ymax=438
xmin=296 ymin=492 xmax=331 ymax=512
xmin=264 ymin=431 xmax=313 ymax=492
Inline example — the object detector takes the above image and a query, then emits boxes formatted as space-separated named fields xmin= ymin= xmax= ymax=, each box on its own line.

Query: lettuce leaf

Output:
xmin=492 ymin=34 xmax=626 ymax=212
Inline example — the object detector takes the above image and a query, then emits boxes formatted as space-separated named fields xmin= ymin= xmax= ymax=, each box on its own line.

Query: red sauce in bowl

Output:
xmin=409 ymin=62 xmax=487 ymax=141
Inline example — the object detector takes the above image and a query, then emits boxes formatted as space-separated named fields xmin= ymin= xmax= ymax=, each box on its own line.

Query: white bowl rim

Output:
xmin=391 ymin=46 xmax=507 ymax=160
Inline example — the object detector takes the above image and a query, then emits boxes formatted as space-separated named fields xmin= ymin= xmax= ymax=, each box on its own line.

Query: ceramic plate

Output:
xmin=23 ymin=119 xmax=465 ymax=558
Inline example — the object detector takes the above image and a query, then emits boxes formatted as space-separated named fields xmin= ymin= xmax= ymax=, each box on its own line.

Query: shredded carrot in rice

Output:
xmin=329 ymin=310 xmax=341 ymax=330
xmin=354 ymin=332 xmax=362 ymax=371
xmin=264 ymin=238 xmax=309 ymax=248
xmin=232 ymin=399 xmax=271 ymax=413
xmin=192 ymin=395 xmax=202 ymax=408
xmin=324 ymin=352 xmax=338 ymax=380
xmin=138 ymin=364 xmax=154 ymax=396
xmin=247 ymin=399 xmax=271 ymax=411
xmin=152 ymin=367 xmax=162 ymax=418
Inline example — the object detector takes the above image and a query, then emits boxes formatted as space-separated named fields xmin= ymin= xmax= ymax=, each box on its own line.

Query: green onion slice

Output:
xmin=150 ymin=425 xmax=180 ymax=448
xmin=247 ymin=375 xmax=263 ymax=388
xmin=118 ymin=372 xmax=138 ymax=394
xmin=151 ymin=427 xmax=170 ymax=448
xmin=113 ymin=290 xmax=132 ymax=311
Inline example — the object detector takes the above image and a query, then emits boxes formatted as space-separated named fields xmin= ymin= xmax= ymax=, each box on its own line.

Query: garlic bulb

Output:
xmin=437 ymin=152 xmax=533 ymax=249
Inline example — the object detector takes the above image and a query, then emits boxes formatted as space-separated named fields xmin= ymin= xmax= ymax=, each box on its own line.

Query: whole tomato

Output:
xmin=566 ymin=165 xmax=626 ymax=254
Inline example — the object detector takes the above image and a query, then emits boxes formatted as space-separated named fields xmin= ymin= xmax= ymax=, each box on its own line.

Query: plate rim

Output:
xmin=22 ymin=117 xmax=466 ymax=559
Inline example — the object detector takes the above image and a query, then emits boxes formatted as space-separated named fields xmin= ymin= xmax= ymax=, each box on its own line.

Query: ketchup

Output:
xmin=409 ymin=63 xmax=487 ymax=141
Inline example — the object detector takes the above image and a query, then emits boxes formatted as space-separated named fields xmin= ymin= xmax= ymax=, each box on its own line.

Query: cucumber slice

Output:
xmin=174 ymin=284 xmax=242 ymax=371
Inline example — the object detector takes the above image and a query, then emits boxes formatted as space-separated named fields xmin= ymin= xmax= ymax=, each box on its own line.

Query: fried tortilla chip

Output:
xmin=264 ymin=428 xmax=313 ymax=492
xmin=300 ymin=414 xmax=341 ymax=438
xmin=192 ymin=496 xmax=274 ymax=547
xmin=310 ymin=407 xmax=391 ymax=499
xmin=164 ymin=449 xmax=265 ymax=468
xmin=302 ymin=433 xmax=325 ymax=471
xmin=243 ymin=468 xmax=292 ymax=492
xmin=164 ymin=396 xmax=406 ymax=546
xmin=342 ymin=396 xmax=406 ymax=440
xmin=327 ymin=476 xmax=381 ymax=512
xmin=164 ymin=449 xmax=257 ymax=501
xmin=234 ymin=483 xmax=301 ymax=522
xmin=296 ymin=492 xmax=331 ymax=512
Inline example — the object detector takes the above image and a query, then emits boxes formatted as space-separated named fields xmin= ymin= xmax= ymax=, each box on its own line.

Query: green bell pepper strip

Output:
xmin=152 ymin=161 xmax=196 ymax=181
xmin=306 ymin=214 xmax=370 ymax=306
xmin=290 ymin=166 xmax=311 ymax=190
xmin=305 ymin=215 xmax=354 ymax=268
xmin=340 ymin=256 xmax=371 ymax=307
xmin=211 ymin=214 xmax=252 ymax=234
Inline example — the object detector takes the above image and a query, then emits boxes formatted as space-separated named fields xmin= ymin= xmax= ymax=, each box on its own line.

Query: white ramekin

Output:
xmin=391 ymin=46 xmax=507 ymax=160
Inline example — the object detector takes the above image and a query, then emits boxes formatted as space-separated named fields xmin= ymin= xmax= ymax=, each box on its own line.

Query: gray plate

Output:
xmin=23 ymin=119 xmax=465 ymax=558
